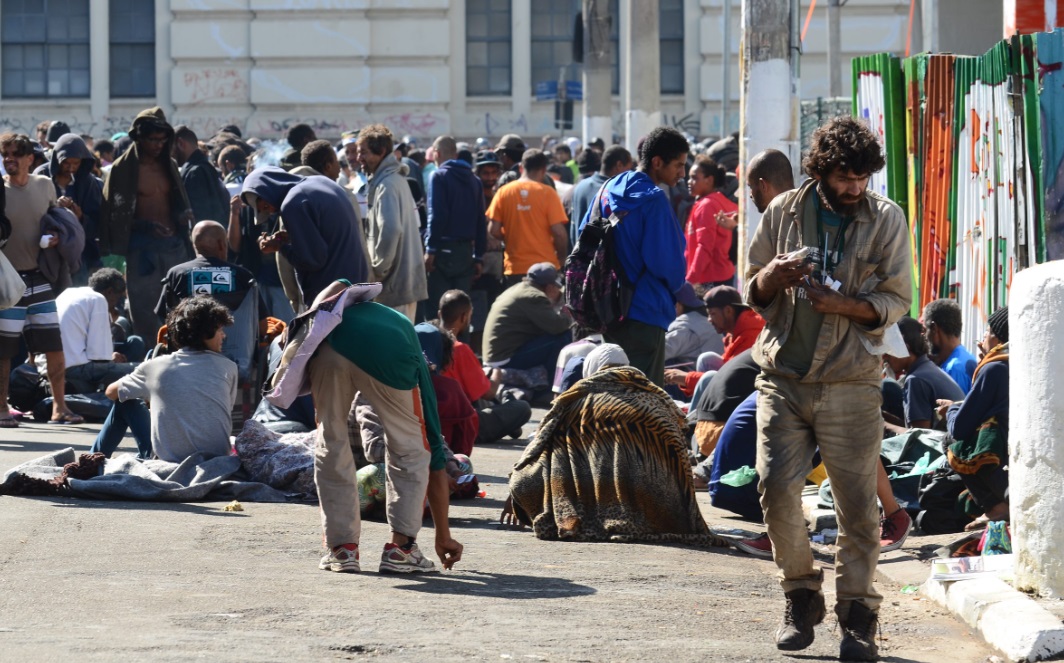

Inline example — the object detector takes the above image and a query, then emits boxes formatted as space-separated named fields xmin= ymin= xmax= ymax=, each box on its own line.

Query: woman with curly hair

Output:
xmin=90 ymin=296 xmax=237 ymax=462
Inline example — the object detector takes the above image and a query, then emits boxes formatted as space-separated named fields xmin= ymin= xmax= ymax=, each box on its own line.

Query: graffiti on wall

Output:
xmin=665 ymin=112 xmax=700 ymax=135
xmin=181 ymin=69 xmax=249 ymax=105
xmin=0 ymin=113 xmax=246 ymax=140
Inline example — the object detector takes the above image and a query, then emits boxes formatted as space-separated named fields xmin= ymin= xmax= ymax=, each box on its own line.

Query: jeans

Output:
xmin=426 ymin=240 xmax=476 ymax=313
xmin=125 ymin=230 xmax=193 ymax=341
xmin=505 ymin=331 xmax=572 ymax=374
xmin=90 ymin=399 xmax=153 ymax=459
xmin=64 ymin=361 xmax=137 ymax=395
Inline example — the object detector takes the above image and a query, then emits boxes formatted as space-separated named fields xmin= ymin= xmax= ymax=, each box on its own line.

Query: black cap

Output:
xmin=46 ymin=121 xmax=71 ymax=144
xmin=987 ymin=307 xmax=1008 ymax=344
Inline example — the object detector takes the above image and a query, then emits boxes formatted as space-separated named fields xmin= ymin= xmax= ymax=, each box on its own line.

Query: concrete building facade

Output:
xmin=0 ymin=0 xmax=1003 ymax=142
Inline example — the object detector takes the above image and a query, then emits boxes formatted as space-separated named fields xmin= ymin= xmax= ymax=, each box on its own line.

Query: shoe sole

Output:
xmin=733 ymin=542 xmax=773 ymax=559
xmin=320 ymin=560 xmax=360 ymax=573
xmin=378 ymin=562 xmax=439 ymax=574
xmin=880 ymin=517 xmax=914 ymax=553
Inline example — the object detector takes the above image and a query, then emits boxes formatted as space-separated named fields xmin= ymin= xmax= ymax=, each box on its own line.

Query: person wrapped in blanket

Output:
xmin=501 ymin=343 xmax=728 ymax=548
xmin=938 ymin=307 xmax=1010 ymax=532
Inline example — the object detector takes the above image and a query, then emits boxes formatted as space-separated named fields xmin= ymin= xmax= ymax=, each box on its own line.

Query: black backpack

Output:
xmin=563 ymin=182 xmax=637 ymax=333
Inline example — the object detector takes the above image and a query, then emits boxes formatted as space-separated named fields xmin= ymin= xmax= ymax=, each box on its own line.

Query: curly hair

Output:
xmin=166 ymin=296 xmax=233 ymax=351
xmin=639 ymin=127 xmax=689 ymax=169
xmin=88 ymin=268 xmax=125 ymax=294
xmin=0 ymin=133 xmax=33 ymax=157
xmin=357 ymin=124 xmax=394 ymax=157
xmin=802 ymin=116 xmax=885 ymax=178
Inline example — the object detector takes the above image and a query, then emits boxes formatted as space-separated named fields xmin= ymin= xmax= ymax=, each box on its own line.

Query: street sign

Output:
xmin=535 ymin=80 xmax=583 ymax=102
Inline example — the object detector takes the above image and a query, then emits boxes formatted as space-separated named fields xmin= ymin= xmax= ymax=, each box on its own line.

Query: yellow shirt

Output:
xmin=487 ymin=179 xmax=567 ymax=275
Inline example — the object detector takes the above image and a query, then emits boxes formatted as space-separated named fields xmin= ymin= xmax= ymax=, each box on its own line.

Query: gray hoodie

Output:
xmin=364 ymin=153 xmax=427 ymax=307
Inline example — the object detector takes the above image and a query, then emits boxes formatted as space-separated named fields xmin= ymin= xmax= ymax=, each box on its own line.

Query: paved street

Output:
xmin=0 ymin=416 xmax=992 ymax=662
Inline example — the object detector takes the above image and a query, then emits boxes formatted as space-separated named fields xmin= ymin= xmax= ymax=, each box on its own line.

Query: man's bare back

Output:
xmin=137 ymin=160 xmax=175 ymax=236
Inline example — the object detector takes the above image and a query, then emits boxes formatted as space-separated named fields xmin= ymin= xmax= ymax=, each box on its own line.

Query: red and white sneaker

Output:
xmin=734 ymin=533 xmax=774 ymax=559
xmin=379 ymin=542 xmax=437 ymax=574
xmin=880 ymin=508 xmax=913 ymax=553
xmin=320 ymin=543 xmax=360 ymax=573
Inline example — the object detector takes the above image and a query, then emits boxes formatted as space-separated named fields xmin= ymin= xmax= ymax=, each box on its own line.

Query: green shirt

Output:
xmin=326 ymin=297 xmax=446 ymax=471
xmin=775 ymin=192 xmax=851 ymax=377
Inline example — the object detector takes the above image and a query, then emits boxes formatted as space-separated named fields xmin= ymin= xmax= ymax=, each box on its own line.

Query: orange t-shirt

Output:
xmin=487 ymin=179 xmax=568 ymax=275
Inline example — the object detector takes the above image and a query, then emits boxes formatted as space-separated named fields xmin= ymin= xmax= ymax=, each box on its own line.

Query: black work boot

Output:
xmin=775 ymin=588 xmax=827 ymax=650
xmin=838 ymin=601 xmax=880 ymax=661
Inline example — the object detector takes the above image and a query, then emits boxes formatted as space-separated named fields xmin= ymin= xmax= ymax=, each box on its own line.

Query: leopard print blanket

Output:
xmin=509 ymin=367 xmax=728 ymax=548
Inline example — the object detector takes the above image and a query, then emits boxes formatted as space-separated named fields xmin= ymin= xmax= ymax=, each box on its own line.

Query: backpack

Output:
xmin=563 ymin=182 xmax=637 ymax=333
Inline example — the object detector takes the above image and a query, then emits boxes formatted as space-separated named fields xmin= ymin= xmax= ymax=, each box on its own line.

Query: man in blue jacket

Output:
xmin=424 ymin=136 xmax=486 ymax=308
xmin=580 ymin=127 xmax=689 ymax=386
xmin=241 ymin=166 xmax=368 ymax=304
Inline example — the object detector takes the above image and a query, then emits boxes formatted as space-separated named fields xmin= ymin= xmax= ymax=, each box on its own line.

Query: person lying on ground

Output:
xmin=90 ymin=296 xmax=237 ymax=462
xmin=501 ymin=343 xmax=728 ymax=547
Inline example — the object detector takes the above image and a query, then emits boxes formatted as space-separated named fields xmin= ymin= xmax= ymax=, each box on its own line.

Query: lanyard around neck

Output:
xmin=814 ymin=186 xmax=854 ymax=277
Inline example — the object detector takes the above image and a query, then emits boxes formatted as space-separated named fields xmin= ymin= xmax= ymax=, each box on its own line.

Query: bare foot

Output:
xmin=964 ymin=502 xmax=1009 ymax=531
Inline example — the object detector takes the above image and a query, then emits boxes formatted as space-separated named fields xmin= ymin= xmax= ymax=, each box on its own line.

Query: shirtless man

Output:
xmin=100 ymin=108 xmax=194 ymax=341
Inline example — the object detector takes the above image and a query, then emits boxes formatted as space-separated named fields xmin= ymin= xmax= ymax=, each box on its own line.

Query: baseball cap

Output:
xmin=703 ymin=285 xmax=746 ymax=310
xmin=525 ymin=262 xmax=562 ymax=287
xmin=475 ymin=150 xmax=501 ymax=168
xmin=341 ymin=131 xmax=359 ymax=147
xmin=675 ymin=283 xmax=704 ymax=309
xmin=494 ymin=133 xmax=525 ymax=153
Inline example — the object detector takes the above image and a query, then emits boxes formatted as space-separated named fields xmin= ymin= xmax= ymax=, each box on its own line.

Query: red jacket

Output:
xmin=680 ymin=308 xmax=765 ymax=396
xmin=684 ymin=192 xmax=737 ymax=284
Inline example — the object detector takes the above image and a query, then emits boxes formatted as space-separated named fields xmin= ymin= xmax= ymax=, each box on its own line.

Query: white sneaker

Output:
xmin=379 ymin=542 xmax=437 ymax=574
xmin=320 ymin=544 xmax=360 ymax=573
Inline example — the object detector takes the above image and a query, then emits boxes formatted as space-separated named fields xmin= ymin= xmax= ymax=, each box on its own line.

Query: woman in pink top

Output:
xmin=684 ymin=156 xmax=737 ymax=287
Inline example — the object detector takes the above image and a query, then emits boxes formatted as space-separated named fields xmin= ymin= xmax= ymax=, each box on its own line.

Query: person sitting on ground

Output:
xmin=90 ymin=296 xmax=237 ymax=461
xmin=501 ymin=343 xmax=729 ymax=548
xmin=923 ymin=298 xmax=978 ymax=395
xmin=939 ymin=307 xmax=1010 ymax=531
xmin=883 ymin=316 xmax=965 ymax=430
xmin=90 ymin=268 xmax=146 ymax=362
xmin=551 ymin=328 xmax=604 ymax=395
xmin=482 ymin=262 xmax=572 ymax=378
xmin=690 ymin=348 xmax=761 ymax=489
xmin=665 ymin=282 xmax=724 ymax=368
xmin=437 ymin=290 xmax=532 ymax=443
xmin=45 ymin=272 xmax=138 ymax=395
xmin=414 ymin=322 xmax=480 ymax=457
xmin=664 ymin=285 xmax=764 ymax=397
xmin=306 ymin=279 xmax=463 ymax=575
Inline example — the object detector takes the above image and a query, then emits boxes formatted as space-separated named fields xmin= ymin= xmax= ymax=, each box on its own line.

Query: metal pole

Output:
xmin=827 ymin=0 xmax=842 ymax=97
xmin=723 ymin=0 xmax=732 ymax=136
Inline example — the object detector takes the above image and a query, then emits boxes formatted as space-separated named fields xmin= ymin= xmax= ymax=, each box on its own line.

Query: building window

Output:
xmin=660 ymin=0 xmax=685 ymax=94
xmin=531 ymin=0 xmax=619 ymax=96
xmin=467 ymin=0 xmax=512 ymax=96
xmin=109 ymin=0 xmax=156 ymax=97
xmin=1 ymin=0 xmax=90 ymax=98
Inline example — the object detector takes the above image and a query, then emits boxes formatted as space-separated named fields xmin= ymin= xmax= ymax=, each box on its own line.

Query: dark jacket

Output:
xmin=425 ymin=159 xmax=487 ymax=260
xmin=99 ymin=107 xmax=193 ymax=256
xmin=181 ymin=149 xmax=229 ymax=224
xmin=583 ymin=170 xmax=687 ymax=331
xmin=34 ymin=133 xmax=103 ymax=268
xmin=241 ymin=167 xmax=368 ymax=303
xmin=38 ymin=206 xmax=85 ymax=292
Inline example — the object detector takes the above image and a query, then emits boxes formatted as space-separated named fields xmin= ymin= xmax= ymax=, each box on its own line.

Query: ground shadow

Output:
xmin=1 ymin=496 xmax=253 ymax=517
xmin=787 ymin=655 xmax=925 ymax=663
xmin=387 ymin=568 xmax=596 ymax=599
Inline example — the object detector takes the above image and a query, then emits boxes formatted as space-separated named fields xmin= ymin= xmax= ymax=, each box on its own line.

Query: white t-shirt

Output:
xmin=55 ymin=287 xmax=114 ymax=368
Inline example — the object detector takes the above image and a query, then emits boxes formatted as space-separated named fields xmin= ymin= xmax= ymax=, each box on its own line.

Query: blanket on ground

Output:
xmin=509 ymin=366 xmax=729 ymax=547
xmin=0 ymin=447 xmax=303 ymax=502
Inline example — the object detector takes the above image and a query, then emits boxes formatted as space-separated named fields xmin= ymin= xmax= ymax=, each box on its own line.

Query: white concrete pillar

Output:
xmin=1011 ymin=261 xmax=1064 ymax=598
xmin=511 ymin=0 xmax=532 ymax=139
xmin=582 ymin=0 xmax=612 ymax=146
xmin=89 ymin=0 xmax=109 ymax=122
xmin=622 ymin=0 xmax=661 ymax=153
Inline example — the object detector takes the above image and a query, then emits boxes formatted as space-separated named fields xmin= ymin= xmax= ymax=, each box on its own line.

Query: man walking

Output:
xmin=746 ymin=116 xmax=911 ymax=660
xmin=356 ymin=124 xmax=427 ymax=321
xmin=424 ymin=135 xmax=486 ymax=307
xmin=580 ymin=127 xmax=689 ymax=387
xmin=100 ymin=108 xmax=195 ymax=341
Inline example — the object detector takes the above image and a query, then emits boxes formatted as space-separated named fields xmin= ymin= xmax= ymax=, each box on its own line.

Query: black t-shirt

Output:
xmin=695 ymin=349 xmax=761 ymax=423
xmin=155 ymin=255 xmax=260 ymax=321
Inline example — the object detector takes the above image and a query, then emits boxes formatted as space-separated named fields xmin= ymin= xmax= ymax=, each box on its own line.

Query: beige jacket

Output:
xmin=745 ymin=179 xmax=912 ymax=385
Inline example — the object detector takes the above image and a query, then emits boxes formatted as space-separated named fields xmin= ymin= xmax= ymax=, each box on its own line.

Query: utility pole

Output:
xmin=827 ymin=0 xmax=842 ymax=97
xmin=621 ymin=0 xmax=660 ymax=152
xmin=738 ymin=0 xmax=801 ymax=270
xmin=582 ymin=0 xmax=612 ymax=144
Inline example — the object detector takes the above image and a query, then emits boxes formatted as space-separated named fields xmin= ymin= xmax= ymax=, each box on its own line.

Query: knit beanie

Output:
xmin=987 ymin=307 xmax=1008 ymax=344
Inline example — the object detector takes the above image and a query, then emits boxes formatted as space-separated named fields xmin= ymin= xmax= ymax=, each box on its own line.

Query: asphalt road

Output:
xmin=0 ymin=415 xmax=993 ymax=662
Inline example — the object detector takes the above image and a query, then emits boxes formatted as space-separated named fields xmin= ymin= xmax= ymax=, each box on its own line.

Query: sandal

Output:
xmin=49 ymin=412 xmax=85 ymax=425
xmin=0 ymin=416 xmax=19 ymax=428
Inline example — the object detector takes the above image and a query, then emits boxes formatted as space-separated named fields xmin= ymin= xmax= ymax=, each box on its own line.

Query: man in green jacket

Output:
xmin=308 ymin=280 xmax=463 ymax=575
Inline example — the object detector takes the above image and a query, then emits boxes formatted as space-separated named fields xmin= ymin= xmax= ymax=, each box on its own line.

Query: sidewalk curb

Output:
xmin=874 ymin=549 xmax=1064 ymax=662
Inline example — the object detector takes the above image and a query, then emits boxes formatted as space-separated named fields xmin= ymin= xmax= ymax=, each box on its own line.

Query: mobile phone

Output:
xmin=785 ymin=247 xmax=811 ymax=262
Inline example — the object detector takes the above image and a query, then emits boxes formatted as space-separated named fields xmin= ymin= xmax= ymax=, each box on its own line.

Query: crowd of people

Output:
xmin=0 ymin=110 xmax=1014 ymax=662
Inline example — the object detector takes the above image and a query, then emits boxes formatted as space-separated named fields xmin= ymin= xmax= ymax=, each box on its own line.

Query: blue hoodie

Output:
xmin=580 ymin=170 xmax=686 ymax=331
xmin=425 ymin=159 xmax=487 ymax=260
xmin=241 ymin=167 xmax=368 ymax=303
xmin=35 ymin=134 xmax=103 ymax=269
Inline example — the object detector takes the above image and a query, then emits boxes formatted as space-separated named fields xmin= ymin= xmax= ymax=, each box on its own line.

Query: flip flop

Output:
xmin=0 ymin=417 xmax=19 ymax=428
xmin=49 ymin=412 xmax=85 ymax=425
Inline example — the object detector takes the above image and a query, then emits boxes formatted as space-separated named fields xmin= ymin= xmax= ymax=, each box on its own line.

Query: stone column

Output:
xmin=582 ymin=0 xmax=612 ymax=145
xmin=621 ymin=0 xmax=660 ymax=152
xmin=1011 ymin=261 xmax=1064 ymax=598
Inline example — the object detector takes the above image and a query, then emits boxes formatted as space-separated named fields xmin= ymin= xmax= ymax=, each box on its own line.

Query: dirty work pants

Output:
xmin=755 ymin=373 xmax=883 ymax=613
xmin=125 ymin=230 xmax=193 ymax=342
xmin=309 ymin=343 xmax=431 ymax=549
